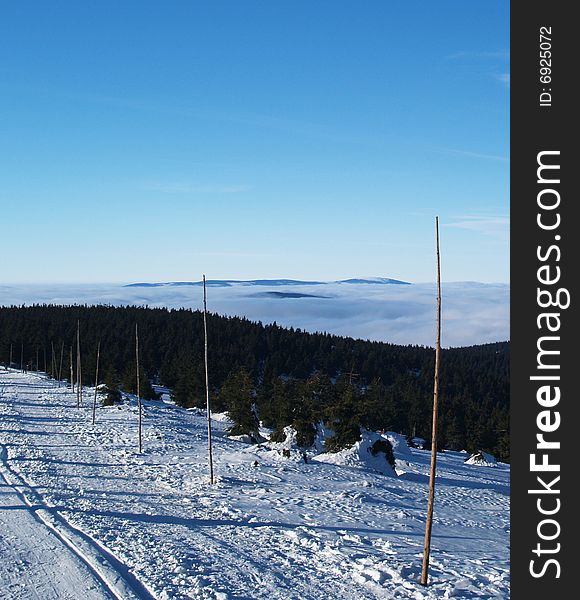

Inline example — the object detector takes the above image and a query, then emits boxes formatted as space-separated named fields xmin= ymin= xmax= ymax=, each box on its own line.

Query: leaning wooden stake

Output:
xmin=420 ymin=216 xmax=442 ymax=586
xmin=203 ymin=275 xmax=215 ymax=484
xmin=136 ymin=323 xmax=142 ymax=453
xmin=92 ymin=341 xmax=101 ymax=426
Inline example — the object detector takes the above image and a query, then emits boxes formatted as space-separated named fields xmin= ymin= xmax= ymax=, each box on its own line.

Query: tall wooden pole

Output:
xmin=76 ymin=320 xmax=82 ymax=407
xmin=21 ymin=342 xmax=24 ymax=373
xmin=92 ymin=341 xmax=101 ymax=426
xmin=69 ymin=345 xmax=75 ymax=391
xmin=51 ymin=341 xmax=57 ymax=379
xmin=9 ymin=343 xmax=13 ymax=369
xmin=136 ymin=323 xmax=142 ymax=453
xmin=203 ymin=275 xmax=215 ymax=484
xmin=421 ymin=216 xmax=442 ymax=586
xmin=58 ymin=341 xmax=65 ymax=384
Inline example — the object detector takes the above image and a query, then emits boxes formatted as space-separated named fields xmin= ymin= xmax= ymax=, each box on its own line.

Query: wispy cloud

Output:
xmin=445 ymin=215 xmax=509 ymax=238
xmin=496 ymin=73 xmax=510 ymax=88
xmin=445 ymin=50 xmax=510 ymax=89
xmin=447 ymin=50 xmax=510 ymax=60
xmin=439 ymin=147 xmax=509 ymax=163
xmin=2 ymin=82 xmax=408 ymax=150
xmin=142 ymin=182 xmax=251 ymax=194
xmin=194 ymin=251 xmax=278 ymax=258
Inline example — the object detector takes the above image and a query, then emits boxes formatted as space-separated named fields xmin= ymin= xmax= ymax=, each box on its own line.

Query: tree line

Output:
xmin=0 ymin=304 xmax=510 ymax=460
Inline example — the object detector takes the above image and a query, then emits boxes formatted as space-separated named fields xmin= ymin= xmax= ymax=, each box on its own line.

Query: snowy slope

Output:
xmin=0 ymin=370 xmax=510 ymax=599
xmin=0 ymin=467 xmax=118 ymax=600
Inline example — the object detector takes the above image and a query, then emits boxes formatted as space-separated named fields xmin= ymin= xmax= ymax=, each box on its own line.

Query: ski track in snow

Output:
xmin=0 ymin=370 xmax=510 ymax=599
xmin=0 ymin=467 xmax=117 ymax=600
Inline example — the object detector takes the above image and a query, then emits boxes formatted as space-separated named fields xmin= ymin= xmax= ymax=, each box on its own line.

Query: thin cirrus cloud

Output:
xmin=141 ymin=182 xmax=252 ymax=194
xmin=17 ymin=83 xmax=354 ymax=146
xmin=440 ymin=147 xmax=509 ymax=163
xmin=445 ymin=215 xmax=509 ymax=238
xmin=445 ymin=50 xmax=510 ymax=89
xmin=446 ymin=50 xmax=510 ymax=60
xmin=496 ymin=73 xmax=510 ymax=88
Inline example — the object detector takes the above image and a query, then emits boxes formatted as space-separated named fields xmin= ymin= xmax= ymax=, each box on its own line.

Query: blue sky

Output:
xmin=0 ymin=1 xmax=509 ymax=284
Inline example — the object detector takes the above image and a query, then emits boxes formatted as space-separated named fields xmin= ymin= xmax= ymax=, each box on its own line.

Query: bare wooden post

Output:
xmin=420 ymin=216 xmax=442 ymax=586
xmin=20 ymin=342 xmax=24 ymax=373
xmin=203 ymin=275 xmax=215 ymax=484
xmin=9 ymin=343 xmax=13 ymax=369
xmin=136 ymin=323 xmax=142 ymax=453
xmin=92 ymin=341 xmax=101 ymax=426
xmin=76 ymin=320 xmax=82 ymax=407
xmin=58 ymin=341 xmax=65 ymax=385
xmin=69 ymin=345 xmax=75 ymax=391
xmin=36 ymin=346 xmax=39 ymax=372
xmin=51 ymin=341 xmax=57 ymax=379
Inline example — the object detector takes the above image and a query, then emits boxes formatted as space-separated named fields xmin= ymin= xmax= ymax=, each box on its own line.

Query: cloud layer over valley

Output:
xmin=0 ymin=280 xmax=509 ymax=348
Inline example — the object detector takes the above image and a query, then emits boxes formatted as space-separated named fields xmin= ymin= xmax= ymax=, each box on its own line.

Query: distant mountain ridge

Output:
xmin=125 ymin=277 xmax=411 ymax=288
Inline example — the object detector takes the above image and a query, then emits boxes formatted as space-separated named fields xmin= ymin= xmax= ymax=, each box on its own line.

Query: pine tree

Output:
xmin=102 ymin=365 xmax=122 ymax=406
xmin=360 ymin=378 xmax=395 ymax=432
xmin=289 ymin=379 xmax=317 ymax=448
xmin=255 ymin=376 xmax=276 ymax=428
xmin=123 ymin=363 xmax=158 ymax=400
xmin=268 ymin=376 xmax=293 ymax=434
xmin=324 ymin=377 xmax=361 ymax=452
xmin=172 ymin=365 xmax=204 ymax=408
xmin=221 ymin=368 xmax=260 ymax=440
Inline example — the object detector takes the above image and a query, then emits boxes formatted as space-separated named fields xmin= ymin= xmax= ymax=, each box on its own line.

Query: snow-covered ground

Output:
xmin=0 ymin=370 xmax=510 ymax=599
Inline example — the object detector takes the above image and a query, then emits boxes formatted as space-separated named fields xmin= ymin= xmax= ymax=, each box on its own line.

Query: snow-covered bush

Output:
xmin=316 ymin=430 xmax=397 ymax=477
xmin=369 ymin=438 xmax=396 ymax=470
xmin=464 ymin=450 xmax=497 ymax=467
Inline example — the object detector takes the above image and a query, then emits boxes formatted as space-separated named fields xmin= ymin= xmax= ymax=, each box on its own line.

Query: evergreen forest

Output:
xmin=0 ymin=304 xmax=510 ymax=461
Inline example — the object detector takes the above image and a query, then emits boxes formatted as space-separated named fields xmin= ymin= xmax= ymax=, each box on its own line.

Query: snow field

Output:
xmin=0 ymin=370 xmax=509 ymax=599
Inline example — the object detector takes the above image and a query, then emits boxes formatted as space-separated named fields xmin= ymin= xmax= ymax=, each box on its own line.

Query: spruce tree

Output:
xmin=221 ymin=368 xmax=260 ymax=441
xmin=289 ymin=379 xmax=317 ymax=448
xmin=123 ymin=363 xmax=158 ymax=400
xmin=325 ymin=377 xmax=362 ymax=452
xmin=360 ymin=378 xmax=395 ymax=432
xmin=102 ymin=365 xmax=122 ymax=406
xmin=172 ymin=365 xmax=205 ymax=408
